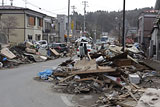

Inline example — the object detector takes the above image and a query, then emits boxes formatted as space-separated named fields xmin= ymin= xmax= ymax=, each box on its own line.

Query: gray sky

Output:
xmin=2 ymin=0 xmax=157 ymax=16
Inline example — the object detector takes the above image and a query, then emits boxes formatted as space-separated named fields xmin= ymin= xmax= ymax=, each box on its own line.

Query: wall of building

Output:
xmin=0 ymin=7 xmax=54 ymax=43
xmin=1 ymin=12 xmax=25 ymax=43
xmin=10 ymin=29 xmax=25 ymax=43
xmin=25 ymin=14 xmax=43 ymax=41
xmin=57 ymin=15 xmax=67 ymax=42
xmin=138 ymin=12 xmax=157 ymax=50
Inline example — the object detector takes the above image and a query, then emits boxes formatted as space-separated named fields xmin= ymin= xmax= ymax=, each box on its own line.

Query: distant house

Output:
xmin=0 ymin=6 xmax=46 ymax=43
xmin=57 ymin=14 xmax=71 ymax=42
xmin=138 ymin=10 xmax=158 ymax=50
xmin=43 ymin=16 xmax=58 ymax=43
xmin=155 ymin=0 xmax=160 ymax=10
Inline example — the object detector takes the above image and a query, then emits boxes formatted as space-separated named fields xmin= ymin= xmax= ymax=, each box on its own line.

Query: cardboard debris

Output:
xmin=25 ymin=48 xmax=36 ymax=54
xmin=109 ymin=45 xmax=123 ymax=54
xmin=74 ymin=59 xmax=97 ymax=70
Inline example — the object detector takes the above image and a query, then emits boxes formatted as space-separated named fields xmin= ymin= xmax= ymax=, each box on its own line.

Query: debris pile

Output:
xmin=36 ymin=43 xmax=160 ymax=106
xmin=0 ymin=41 xmax=60 ymax=68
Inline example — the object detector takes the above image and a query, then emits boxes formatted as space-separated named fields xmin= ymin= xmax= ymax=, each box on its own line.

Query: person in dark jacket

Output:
xmin=79 ymin=43 xmax=85 ymax=60
xmin=84 ymin=43 xmax=89 ymax=60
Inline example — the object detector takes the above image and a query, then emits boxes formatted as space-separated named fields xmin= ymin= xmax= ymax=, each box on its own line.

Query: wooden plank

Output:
xmin=118 ymin=93 xmax=130 ymax=99
xmin=128 ymin=91 xmax=138 ymax=102
xmin=140 ymin=59 xmax=160 ymax=71
xmin=130 ymin=83 xmax=141 ymax=89
xmin=59 ymin=74 xmax=75 ymax=83
xmin=116 ymin=100 xmax=137 ymax=107
xmin=53 ymin=72 xmax=68 ymax=77
xmin=127 ymin=55 xmax=139 ymax=64
xmin=50 ymin=48 xmax=60 ymax=56
xmin=114 ymin=59 xmax=132 ymax=67
xmin=76 ymin=77 xmax=103 ymax=86
xmin=98 ymin=66 xmax=113 ymax=70
xmin=87 ymin=53 xmax=92 ymax=60
xmin=109 ymin=84 xmax=114 ymax=89
xmin=124 ymin=85 xmax=138 ymax=102
xmin=70 ymin=68 xmax=116 ymax=75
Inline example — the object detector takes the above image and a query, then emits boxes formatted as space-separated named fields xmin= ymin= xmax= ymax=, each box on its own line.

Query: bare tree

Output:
xmin=0 ymin=16 xmax=18 ymax=43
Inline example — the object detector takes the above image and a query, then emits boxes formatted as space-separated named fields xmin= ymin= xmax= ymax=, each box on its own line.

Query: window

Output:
xmin=27 ymin=15 xmax=35 ymax=26
xmin=28 ymin=35 xmax=32 ymax=41
xmin=35 ymin=34 xmax=41 ymax=41
xmin=37 ymin=17 xmax=43 ymax=27
xmin=45 ymin=22 xmax=51 ymax=29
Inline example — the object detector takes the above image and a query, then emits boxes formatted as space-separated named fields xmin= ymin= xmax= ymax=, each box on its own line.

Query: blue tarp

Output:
xmin=38 ymin=69 xmax=53 ymax=80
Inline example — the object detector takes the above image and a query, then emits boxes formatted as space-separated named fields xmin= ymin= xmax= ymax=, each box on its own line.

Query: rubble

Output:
xmin=35 ymin=42 xmax=160 ymax=107
xmin=0 ymin=41 xmax=63 ymax=69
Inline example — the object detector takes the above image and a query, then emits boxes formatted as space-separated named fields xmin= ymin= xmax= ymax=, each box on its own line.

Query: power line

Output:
xmin=2 ymin=0 xmax=4 ymax=6
xmin=71 ymin=5 xmax=76 ymax=14
xmin=10 ymin=0 xmax=13 ymax=6
xmin=21 ymin=0 xmax=57 ymax=15
xmin=52 ymin=7 xmax=67 ymax=12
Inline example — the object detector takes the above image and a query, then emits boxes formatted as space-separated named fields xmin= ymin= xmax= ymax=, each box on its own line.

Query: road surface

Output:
xmin=0 ymin=58 xmax=75 ymax=107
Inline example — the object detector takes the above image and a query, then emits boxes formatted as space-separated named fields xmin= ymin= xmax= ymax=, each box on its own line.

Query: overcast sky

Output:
xmin=2 ymin=0 xmax=157 ymax=16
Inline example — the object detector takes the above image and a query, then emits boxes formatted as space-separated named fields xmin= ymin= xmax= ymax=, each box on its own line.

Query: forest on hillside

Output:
xmin=72 ymin=7 xmax=153 ymax=38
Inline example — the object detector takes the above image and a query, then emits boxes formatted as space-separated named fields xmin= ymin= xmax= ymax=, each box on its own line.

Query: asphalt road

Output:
xmin=0 ymin=58 xmax=75 ymax=107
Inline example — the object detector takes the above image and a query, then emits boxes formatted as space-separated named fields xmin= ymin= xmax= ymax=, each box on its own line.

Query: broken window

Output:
xmin=27 ymin=15 xmax=35 ymax=26
xmin=28 ymin=35 xmax=32 ymax=41
xmin=35 ymin=34 xmax=41 ymax=41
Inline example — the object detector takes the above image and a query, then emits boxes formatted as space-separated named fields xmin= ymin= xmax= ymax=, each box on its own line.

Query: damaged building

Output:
xmin=149 ymin=1 xmax=160 ymax=60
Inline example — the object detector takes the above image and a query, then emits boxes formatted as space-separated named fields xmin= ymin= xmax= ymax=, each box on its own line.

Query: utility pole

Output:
xmin=82 ymin=1 xmax=88 ymax=36
xmin=25 ymin=0 xmax=27 ymax=8
xmin=94 ymin=29 xmax=96 ymax=43
xmin=10 ymin=0 xmax=13 ymax=6
xmin=71 ymin=5 xmax=76 ymax=14
xmin=67 ymin=0 xmax=70 ymax=42
xmin=71 ymin=5 xmax=76 ymax=40
xmin=2 ymin=0 xmax=4 ymax=6
xmin=122 ymin=0 xmax=126 ymax=52
xmin=118 ymin=22 xmax=121 ymax=43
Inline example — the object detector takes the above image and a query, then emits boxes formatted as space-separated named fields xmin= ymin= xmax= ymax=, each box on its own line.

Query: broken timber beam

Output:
xmin=59 ymin=74 xmax=75 ymax=83
xmin=76 ymin=77 xmax=104 ymax=86
xmin=70 ymin=68 xmax=116 ymax=75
